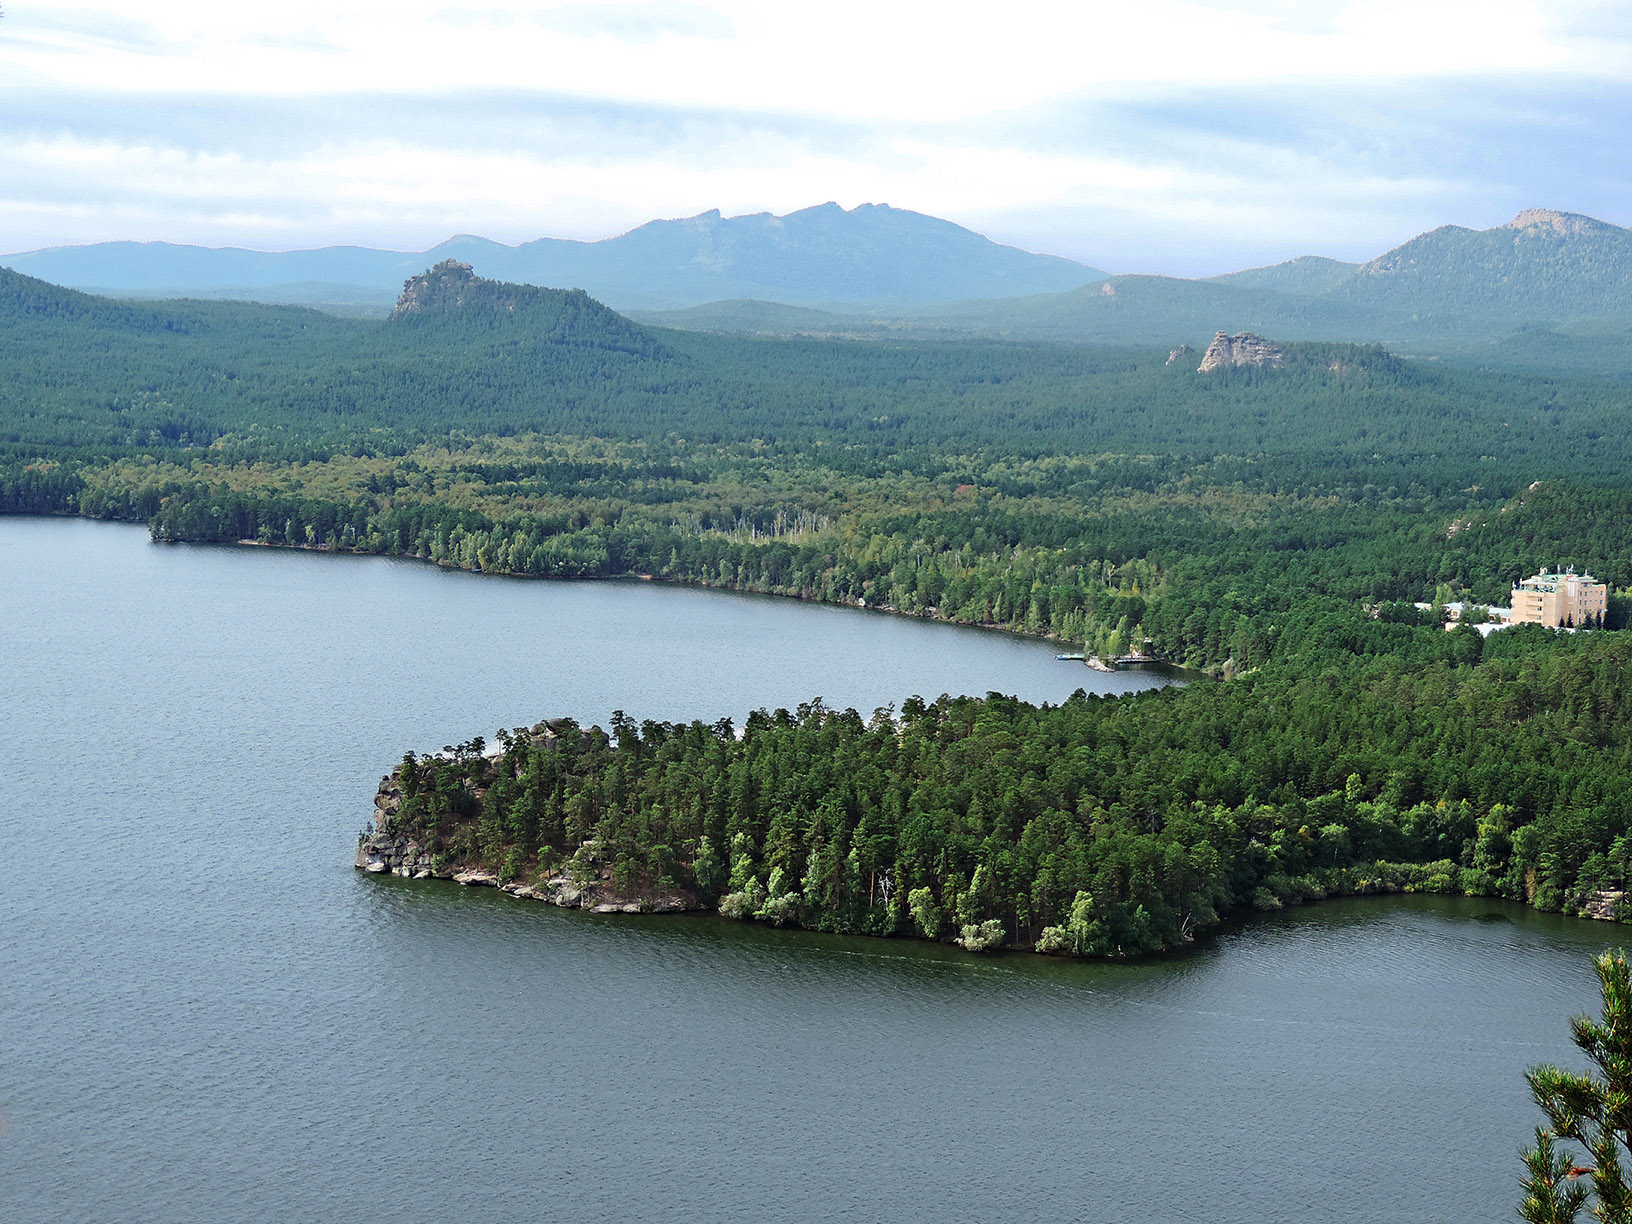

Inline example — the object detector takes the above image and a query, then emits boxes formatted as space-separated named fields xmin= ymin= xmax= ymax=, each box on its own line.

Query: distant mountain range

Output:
xmin=6 ymin=204 xmax=1632 ymax=376
xmin=0 ymin=203 xmax=1104 ymax=313
xmin=631 ymin=208 xmax=1632 ymax=374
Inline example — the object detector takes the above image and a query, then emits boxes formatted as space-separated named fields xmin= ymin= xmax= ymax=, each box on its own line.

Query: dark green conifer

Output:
xmin=1523 ymin=951 xmax=1632 ymax=1223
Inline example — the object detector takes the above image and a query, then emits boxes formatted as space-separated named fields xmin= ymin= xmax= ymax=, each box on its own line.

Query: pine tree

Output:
xmin=1522 ymin=951 xmax=1632 ymax=1223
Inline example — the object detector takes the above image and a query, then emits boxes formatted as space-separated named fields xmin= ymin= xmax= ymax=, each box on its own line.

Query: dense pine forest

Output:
xmin=8 ymin=261 xmax=1632 ymax=953
xmin=384 ymin=626 xmax=1632 ymax=956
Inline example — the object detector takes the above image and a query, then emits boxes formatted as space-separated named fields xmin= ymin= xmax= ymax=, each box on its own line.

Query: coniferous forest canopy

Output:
xmin=9 ymin=264 xmax=1632 ymax=955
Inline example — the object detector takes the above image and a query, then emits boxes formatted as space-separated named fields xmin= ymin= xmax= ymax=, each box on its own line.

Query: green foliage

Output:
xmin=377 ymin=632 xmax=1632 ymax=955
xmin=958 ymin=919 xmax=1006 ymax=953
xmin=1521 ymin=1128 xmax=1590 ymax=1224
xmin=1034 ymin=926 xmax=1070 ymax=955
xmin=1065 ymin=891 xmax=1102 ymax=956
xmin=10 ymin=269 xmax=1632 ymax=958
xmin=1521 ymin=951 xmax=1632 ymax=1222
xmin=908 ymin=887 xmax=944 ymax=940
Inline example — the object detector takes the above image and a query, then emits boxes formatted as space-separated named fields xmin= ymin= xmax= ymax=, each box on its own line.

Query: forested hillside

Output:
xmin=1336 ymin=209 xmax=1632 ymax=324
xmin=636 ymin=210 xmax=1632 ymax=378
xmin=7 ymin=264 xmax=1632 ymax=954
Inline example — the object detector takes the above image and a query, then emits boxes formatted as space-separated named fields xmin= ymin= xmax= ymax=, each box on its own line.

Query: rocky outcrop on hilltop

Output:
xmin=385 ymin=260 xmax=672 ymax=357
xmin=1503 ymin=208 xmax=1613 ymax=239
xmin=1197 ymin=331 xmax=1284 ymax=373
xmin=391 ymin=259 xmax=523 ymax=318
xmin=1335 ymin=207 xmax=1632 ymax=325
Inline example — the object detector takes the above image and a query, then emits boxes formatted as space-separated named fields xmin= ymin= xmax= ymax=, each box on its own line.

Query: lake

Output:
xmin=0 ymin=516 xmax=1611 ymax=1224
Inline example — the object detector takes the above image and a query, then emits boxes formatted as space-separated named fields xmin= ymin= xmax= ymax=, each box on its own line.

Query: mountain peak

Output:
xmin=4 ymin=204 xmax=1106 ymax=311
xmin=1503 ymin=208 xmax=1614 ymax=238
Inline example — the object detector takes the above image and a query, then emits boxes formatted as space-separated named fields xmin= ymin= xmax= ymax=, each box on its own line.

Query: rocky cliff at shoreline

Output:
xmin=354 ymin=722 xmax=703 ymax=914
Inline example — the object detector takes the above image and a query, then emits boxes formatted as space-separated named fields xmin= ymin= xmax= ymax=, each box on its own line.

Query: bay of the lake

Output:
xmin=0 ymin=517 xmax=1612 ymax=1224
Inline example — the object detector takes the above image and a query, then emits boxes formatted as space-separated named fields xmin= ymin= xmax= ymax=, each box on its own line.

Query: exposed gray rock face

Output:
xmin=373 ymin=776 xmax=401 ymax=828
xmin=355 ymin=760 xmax=699 ymax=913
xmin=1165 ymin=344 xmax=1191 ymax=365
xmin=391 ymin=259 xmax=523 ymax=318
xmin=1583 ymin=889 xmax=1625 ymax=922
xmin=354 ymin=831 xmax=439 ymax=878
xmin=1197 ymin=331 xmax=1284 ymax=373
xmin=1503 ymin=208 xmax=1611 ymax=239
xmin=525 ymin=719 xmax=596 ymax=752
xmin=354 ymin=826 xmax=697 ymax=911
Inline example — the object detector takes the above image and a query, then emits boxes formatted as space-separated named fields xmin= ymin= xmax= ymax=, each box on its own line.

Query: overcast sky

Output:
xmin=2 ymin=1 xmax=1629 ymax=274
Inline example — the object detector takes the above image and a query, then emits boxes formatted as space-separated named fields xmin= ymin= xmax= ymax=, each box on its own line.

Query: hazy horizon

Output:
xmin=3 ymin=2 xmax=1630 ymax=277
xmin=1 ymin=199 xmax=1616 ymax=284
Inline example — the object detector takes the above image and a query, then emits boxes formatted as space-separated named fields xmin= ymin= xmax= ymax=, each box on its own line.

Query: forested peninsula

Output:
xmin=358 ymin=625 xmax=1632 ymax=955
xmin=8 ymin=261 xmax=1632 ymax=954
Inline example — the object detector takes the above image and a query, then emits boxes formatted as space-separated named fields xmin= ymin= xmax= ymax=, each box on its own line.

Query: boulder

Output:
xmin=1584 ymin=889 xmax=1625 ymax=921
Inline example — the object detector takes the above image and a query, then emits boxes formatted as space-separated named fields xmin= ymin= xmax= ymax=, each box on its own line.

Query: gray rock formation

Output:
xmin=1504 ymin=208 xmax=1611 ymax=239
xmin=354 ymin=754 xmax=700 ymax=914
xmin=1197 ymin=331 xmax=1284 ymax=373
xmin=391 ymin=259 xmax=520 ymax=318
xmin=354 ymin=831 xmax=439 ymax=878
xmin=1583 ymin=889 xmax=1625 ymax=922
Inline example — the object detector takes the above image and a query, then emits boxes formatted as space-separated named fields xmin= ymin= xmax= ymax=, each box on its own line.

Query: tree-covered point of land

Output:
xmin=381 ymin=626 xmax=1632 ymax=956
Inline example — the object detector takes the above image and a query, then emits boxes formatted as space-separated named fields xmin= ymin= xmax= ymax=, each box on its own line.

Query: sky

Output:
xmin=1 ymin=0 xmax=1629 ymax=275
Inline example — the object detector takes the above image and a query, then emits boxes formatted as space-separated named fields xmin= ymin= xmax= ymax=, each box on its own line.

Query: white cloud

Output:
xmin=0 ymin=112 xmax=1480 ymax=271
xmin=0 ymin=1 xmax=1613 ymax=117
xmin=0 ymin=0 xmax=1627 ymax=263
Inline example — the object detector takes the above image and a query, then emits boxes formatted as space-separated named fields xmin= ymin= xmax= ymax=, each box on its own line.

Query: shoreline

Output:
xmin=4 ymin=510 xmax=1213 ymax=680
xmin=355 ymin=832 xmax=1631 ymax=958
xmin=181 ymin=516 xmax=1205 ymax=677
xmin=356 ymin=747 xmax=1628 ymax=962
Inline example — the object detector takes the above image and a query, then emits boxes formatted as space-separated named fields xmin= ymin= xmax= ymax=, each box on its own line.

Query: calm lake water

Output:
xmin=0 ymin=516 xmax=1613 ymax=1224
